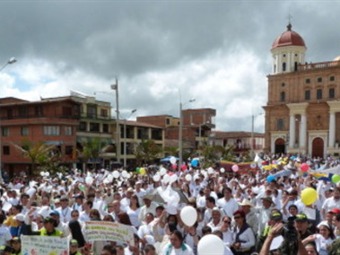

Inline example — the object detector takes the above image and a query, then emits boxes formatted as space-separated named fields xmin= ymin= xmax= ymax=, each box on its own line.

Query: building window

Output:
xmin=3 ymin=146 xmax=10 ymax=155
xmin=137 ymin=128 xmax=148 ymax=139
xmin=79 ymin=122 xmax=87 ymax=131
xmin=35 ymin=106 xmax=43 ymax=117
xmin=317 ymin=89 xmax=323 ymax=100
xmin=277 ymin=119 xmax=284 ymax=131
xmin=317 ymin=77 xmax=322 ymax=83
xmin=65 ymin=126 xmax=73 ymax=136
xmin=166 ymin=118 xmax=170 ymax=125
xmin=87 ymin=105 xmax=97 ymax=118
xmin=43 ymin=126 xmax=60 ymax=136
xmin=281 ymin=83 xmax=285 ymax=87
xmin=21 ymin=127 xmax=29 ymax=136
xmin=305 ymin=90 xmax=311 ymax=100
xmin=18 ymin=106 xmax=28 ymax=117
xmin=100 ymin=109 xmax=108 ymax=117
xmin=282 ymin=62 xmax=286 ymax=71
xmin=329 ymin=88 xmax=335 ymax=99
xmin=62 ymin=107 xmax=72 ymax=117
xmin=280 ymin=91 xmax=285 ymax=102
xmin=103 ymin=124 xmax=109 ymax=133
xmin=1 ymin=127 xmax=9 ymax=137
xmin=330 ymin=76 xmax=335 ymax=81
xmin=283 ymin=54 xmax=286 ymax=57
xmin=89 ymin=122 xmax=100 ymax=132
xmin=305 ymin=78 xmax=311 ymax=84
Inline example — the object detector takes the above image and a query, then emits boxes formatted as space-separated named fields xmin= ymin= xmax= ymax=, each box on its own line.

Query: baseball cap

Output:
xmin=70 ymin=239 xmax=78 ymax=246
xmin=295 ymin=213 xmax=308 ymax=222
xmin=43 ymin=217 xmax=56 ymax=224
xmin=270 ymin=211 xmax=282 ymax=221
xmin=261 ymin=196 xmax=273 ymax=204
xmin=50 ymin=210 xmax=60 ymax=217
xmin=329 ymin=208 xmax=340 ymax=214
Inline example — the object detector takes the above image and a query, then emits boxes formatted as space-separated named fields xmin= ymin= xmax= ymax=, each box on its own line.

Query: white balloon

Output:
xmin=122 ymin=170 xmax=128 ymax=178
xmin=185 ymin=174 xmax=192 ymax=182
xmin=112 ymin=170 xmax=120 ymax=179
xmin=207 ymin=167 xmax=214 ymax=174
xmin=169 ymin=174 xmax=178 ymax=184
xmin=40 ymin=171 xmax=45 ymax=177
xmin=45 ymin=172 xmax=50 ymax=177
xmin=180 ymin=206 xmax=197 ymax=227
xmin=153 ymin=174 xmax=161 ymax=182
xmin=198 ymin=234 xmax=224 ymax=255
xmin=159 ymin=167 xmax=167 ymax=176
xmin=220 ymin=167 xmax=225 ymax=173
xmin=201 ymin=170 xmax=208 ymax=178
xmin=85 ymin=176 xmax=93 ymax=185
xmin=169 ymin=156 xmax=176 ymax=164
xmin=126 ymin=173 xmax=131 ymax=178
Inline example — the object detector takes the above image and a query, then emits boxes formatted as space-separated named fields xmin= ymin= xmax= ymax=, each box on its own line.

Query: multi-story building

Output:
xmin=120 ymin=120 xmax=164 ymax=167
xmin=210 ymin=131 xmax=265 ymax=157
xmin=264 ymin=23 xmax=340 ymax=157
xmin=137 ymin=108 xmax=216 ymax=153
xmin=0 ymin=96 xmax=81 ymax=175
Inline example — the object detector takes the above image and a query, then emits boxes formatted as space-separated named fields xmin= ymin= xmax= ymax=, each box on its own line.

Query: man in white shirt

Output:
xmin=321 ymin=186 xmax=340 ymax=219
xmin=57 ymin=195 xmax=72 ymax=223
xmin=217 ymin=187 xmax=239 ymax=218
xmin=138 ymin=194 xmax=158 ymax=224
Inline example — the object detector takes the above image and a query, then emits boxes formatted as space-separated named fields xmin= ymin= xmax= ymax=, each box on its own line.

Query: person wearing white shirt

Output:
xmin=161 ymin=230 xmax=195 ymax=255
xmin=231 ymin=210 xmax=256 ymax=254
xmin=207 ymin=207 xmax=224 ymax=232
xmin=138 ymin=195 xmax=158 ymax=224
xmin=57 ymin=196 xmax=72 ymax=223
xmin=203 ymin=196 xmax=216 ymax=225
xmin=217 ymin=187 xmax=239 ymax=218
xmin=0 ymin=212 xmax=12 ymax=246
xmin=321 ymin=186 xmax=340 ymax=220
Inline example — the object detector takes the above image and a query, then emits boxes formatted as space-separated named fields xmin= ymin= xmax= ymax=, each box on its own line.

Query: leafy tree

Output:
xmin=163 ymin=146 xmax=178 ymax=157
xmin=200 ymin=143 xmax=236 ymax=168
xmin=81 ymin=137 xmax=103 ymax=170
xmin=12 ymin=141 xmax=57 ymax=175
xmin=135 ymin=140 xmax=162 ymax=165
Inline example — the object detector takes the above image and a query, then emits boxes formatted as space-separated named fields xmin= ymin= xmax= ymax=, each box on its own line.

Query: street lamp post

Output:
xmin=251 ymin=112 xmax=263 ymax=159
xmin=111 ymin=78 xmax=120 ymax=164
xmin=123 ymin=109 xmax=137 ymax=168
xmin=178 ymin=98 xmax=195 ymax=171
xmin=0 ymin=57 xmax=17 ymax=182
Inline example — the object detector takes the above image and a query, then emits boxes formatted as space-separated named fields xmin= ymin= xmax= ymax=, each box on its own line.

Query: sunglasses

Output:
xmin=224 ymin=221 xmax=231 ymax=224
xmin=234 ymin=216 xmax=241 ymax=219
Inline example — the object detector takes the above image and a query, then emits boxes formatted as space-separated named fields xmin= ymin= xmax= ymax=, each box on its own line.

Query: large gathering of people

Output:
xmin=1 ymin=154 xmax=340 ymax=254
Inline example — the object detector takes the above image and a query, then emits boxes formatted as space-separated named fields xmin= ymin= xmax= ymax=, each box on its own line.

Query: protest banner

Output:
xmin=21 ymin=235 xmax=69 ymax=255
xmin=84 ymin=221 xmax=135 ymax=245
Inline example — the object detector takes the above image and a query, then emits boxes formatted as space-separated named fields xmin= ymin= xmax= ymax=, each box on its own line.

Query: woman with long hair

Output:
xmin=127 ymin=194 xmax=141 ymax=228
xmin=303 ymin=221 xmax=334 ymax=255
xmin=68 ymin=220 xmax=86 ymax=248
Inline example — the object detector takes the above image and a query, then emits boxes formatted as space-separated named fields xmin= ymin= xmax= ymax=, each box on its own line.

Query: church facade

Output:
xmin=264 ymin=23 xmax=340 ymax=158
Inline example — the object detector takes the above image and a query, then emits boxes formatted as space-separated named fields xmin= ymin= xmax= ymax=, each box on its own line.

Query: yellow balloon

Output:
xmin=140 ymin=168 xmax=146 ymax=175
xmin=301 ymin=187 xmax=317 ymax=205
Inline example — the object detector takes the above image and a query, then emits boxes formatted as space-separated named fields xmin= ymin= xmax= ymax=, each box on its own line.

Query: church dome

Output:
xmin=272 ymin=23 xmax=306 ymax=49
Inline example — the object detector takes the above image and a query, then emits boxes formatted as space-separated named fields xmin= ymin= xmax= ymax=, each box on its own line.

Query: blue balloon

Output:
xmin=191 ymin=159 xmax=199 ymax=167
xmin=266 ymin=175 xmax=275 ymax=183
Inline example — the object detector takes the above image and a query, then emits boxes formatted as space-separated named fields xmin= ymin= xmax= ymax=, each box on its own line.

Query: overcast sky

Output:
xmin=1 ymin=1 xmax=340 ymax=133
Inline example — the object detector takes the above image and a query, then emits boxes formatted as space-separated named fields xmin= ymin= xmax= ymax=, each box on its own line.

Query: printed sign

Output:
xmin=84 ymin=221 xmax=135 ymax=245
xmin=21 ymin=235 xmax=69 ymax=255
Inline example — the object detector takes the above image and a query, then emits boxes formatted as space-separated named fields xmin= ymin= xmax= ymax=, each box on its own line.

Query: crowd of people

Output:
xmin=1 ymin=154 xmax=340 ymax=254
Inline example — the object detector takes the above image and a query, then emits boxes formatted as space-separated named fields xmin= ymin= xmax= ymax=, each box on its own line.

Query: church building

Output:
xmin=264 ymin=23 xmax=340 ymax=157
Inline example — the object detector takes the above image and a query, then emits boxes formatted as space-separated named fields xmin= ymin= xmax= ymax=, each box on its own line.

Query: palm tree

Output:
xmin=12 ymin=141 xmax=57 ymax=176
xmin=81 ymin=137 xmax=103 ymax=170
xmin=135 ymin=140 xmax=162 ymax=165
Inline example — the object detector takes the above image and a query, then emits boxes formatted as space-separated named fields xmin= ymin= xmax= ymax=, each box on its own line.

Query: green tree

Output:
xmin=200 ymin=143 xmax=236 ymax=168
xmin=135 ymin=140 xmax=162 ymax=165
xmin=12 ymin=141 xmax=57 ymax=175
xmin=81 ymin=137 xmax=103 ymax=170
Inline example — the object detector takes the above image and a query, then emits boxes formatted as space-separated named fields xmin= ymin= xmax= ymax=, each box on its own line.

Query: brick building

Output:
xmin=264 ymin=23 xmax=340 ymax=157
xmin=0 ymin=97 xmax=80 ymax=175
xmin=137 ymin=108 xmax=216 ymax=152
